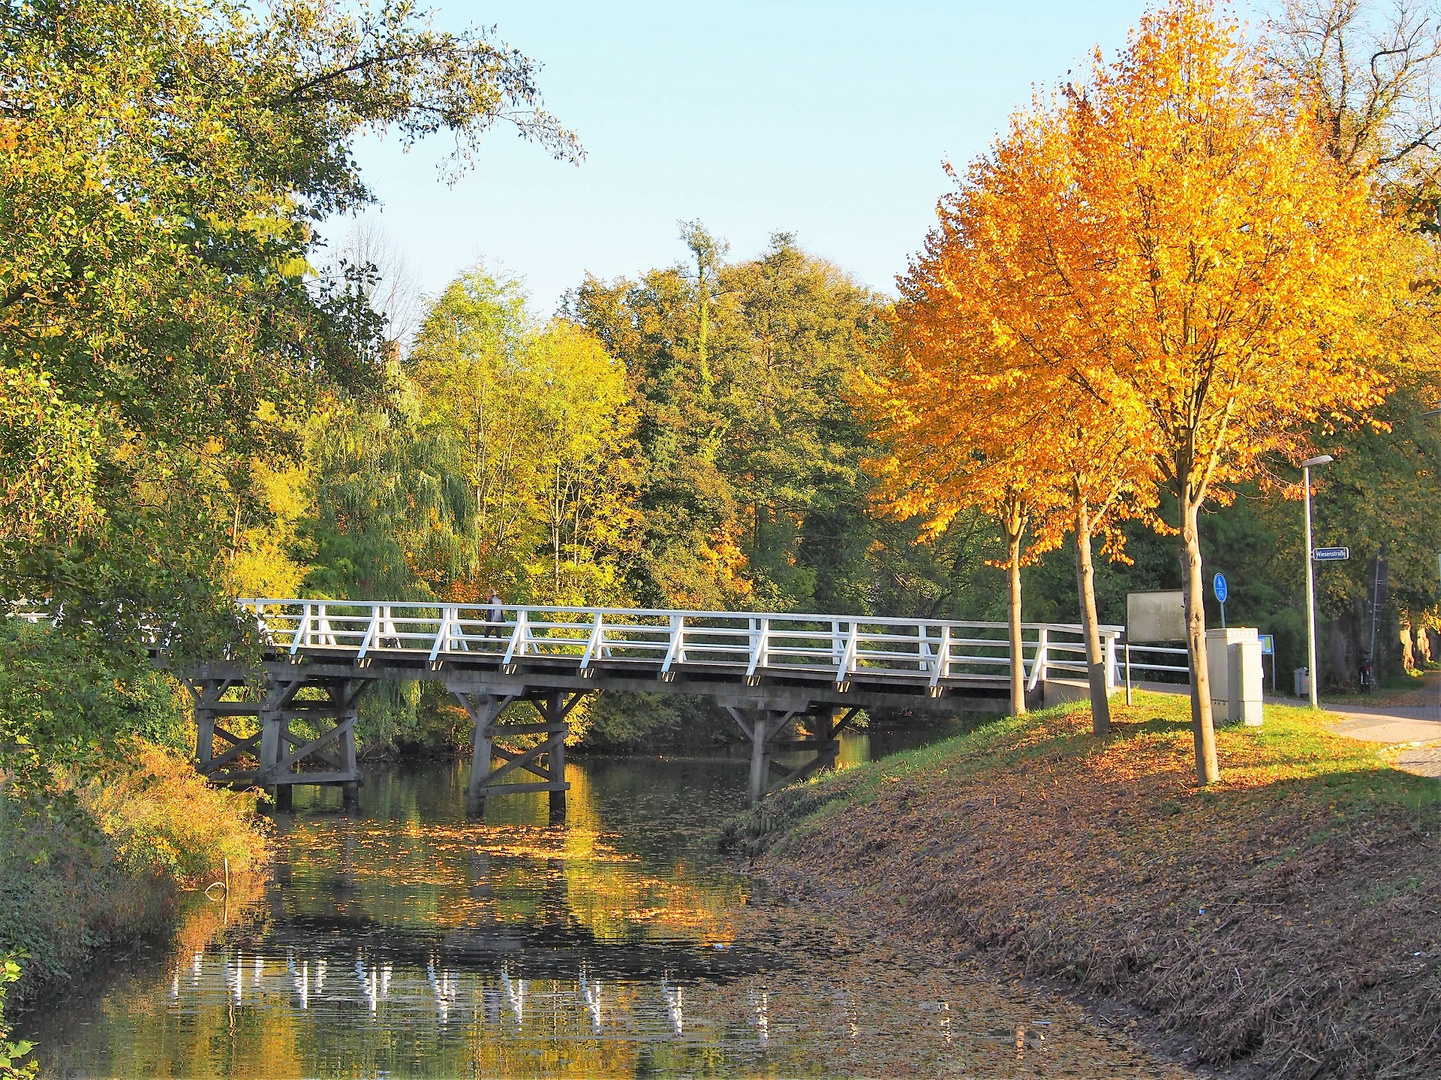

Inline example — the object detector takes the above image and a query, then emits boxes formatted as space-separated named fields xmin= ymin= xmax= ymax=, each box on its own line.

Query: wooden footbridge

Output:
xmin=180 ymin=600 xmax=1121 ymax=815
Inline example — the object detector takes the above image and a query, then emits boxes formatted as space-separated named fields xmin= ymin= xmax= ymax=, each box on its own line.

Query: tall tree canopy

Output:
xmin=0 ymin=0 xmax=577 ymax=649
xmin=863 ymin=0 xmax=1431 ymax=782
xmin=566 ymin=230 xmax=890 ymax=612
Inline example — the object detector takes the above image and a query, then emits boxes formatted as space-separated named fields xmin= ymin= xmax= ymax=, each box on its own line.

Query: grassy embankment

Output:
xmin=723 ymin=692 xmax=1440 ymax=1080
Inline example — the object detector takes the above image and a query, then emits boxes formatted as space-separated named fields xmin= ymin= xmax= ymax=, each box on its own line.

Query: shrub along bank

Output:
xmin=0 ymin=619 xmax=270 ymax=1020
xmin=1 ymin=740 xmax=269 ymax=1008
xmin=723 ymin=693 xmax=1441 ymax=1079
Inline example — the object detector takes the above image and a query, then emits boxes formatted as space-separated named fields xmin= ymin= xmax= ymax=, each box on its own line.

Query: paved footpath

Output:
xmin=1138 ymin=682 xmax=1441 ymax=779
xmin=1314 ymin=699 xmax=1441 ymax=780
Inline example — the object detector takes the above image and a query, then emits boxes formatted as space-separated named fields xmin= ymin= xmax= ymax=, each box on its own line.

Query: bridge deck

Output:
xmin=177 ymin=601 xmax=1122 ymax=813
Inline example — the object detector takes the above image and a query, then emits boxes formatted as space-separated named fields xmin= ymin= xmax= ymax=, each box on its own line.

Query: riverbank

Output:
xmin=0 ymin=740 xmax=269 ymax=1009
xmin=722 ymin=692 xmax=1441 ymax=1079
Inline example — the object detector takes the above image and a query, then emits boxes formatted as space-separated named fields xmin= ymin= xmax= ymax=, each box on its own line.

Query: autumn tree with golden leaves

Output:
xmin=859 ymin=181 xmax=1073 ymax=717
xmin=867 ymin=0 xmax=1420 ymax=783
xmin=859 ymin=97 xmax=1157 ymax=732
xmin=1057 ymin=0 xmax=1414 ymax=783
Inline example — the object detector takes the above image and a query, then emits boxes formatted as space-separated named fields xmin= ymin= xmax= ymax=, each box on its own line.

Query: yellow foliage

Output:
xmin=226 ymin=457 xmax=311 ymax=597
xmin=855 ymin=0 xmax=1434 ymax=749
xmin=74 ymin=740 xmax=269 ymax=888
xmin=860 ymin=0 xmax=1430 ymax=544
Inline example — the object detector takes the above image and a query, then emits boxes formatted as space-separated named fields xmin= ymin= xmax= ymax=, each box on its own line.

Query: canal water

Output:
xmin=22 ymin=728 xmax=1181 ymax=1078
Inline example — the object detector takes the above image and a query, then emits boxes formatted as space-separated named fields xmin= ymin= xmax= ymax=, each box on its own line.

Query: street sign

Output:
xmin=1258 ymin=633 xmax=1274 ymax=655
xmin=1213 ymin=572 xmax=1228 ymax=629
xmin=1312 ymin=546 xmax=1350 ymax=562
xmin=1126 ymin=591 xmax=1185 ymax=642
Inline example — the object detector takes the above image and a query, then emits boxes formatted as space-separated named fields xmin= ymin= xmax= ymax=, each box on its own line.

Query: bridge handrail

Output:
xmin=234 ymin=598 xmax=1123 ymax=692
xmin=236 ymin=597 xmax=1120 ymax=632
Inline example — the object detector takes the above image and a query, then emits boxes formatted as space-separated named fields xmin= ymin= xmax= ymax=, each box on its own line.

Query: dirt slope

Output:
xmin=725 ymin=696 xmax=1441 ymax=1079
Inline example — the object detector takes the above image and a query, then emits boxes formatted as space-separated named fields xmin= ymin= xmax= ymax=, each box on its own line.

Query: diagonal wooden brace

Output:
xmin=270 ymin=714 xmax=355 ymax=776
xmin=202 ymin=730 xmax=262 ymax=773
xmin=484 ymin=728 xmax=568 ymax=786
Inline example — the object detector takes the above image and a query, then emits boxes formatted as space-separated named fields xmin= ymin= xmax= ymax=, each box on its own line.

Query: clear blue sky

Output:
xmin=333 ymin=1 xmax=1260 ymax=316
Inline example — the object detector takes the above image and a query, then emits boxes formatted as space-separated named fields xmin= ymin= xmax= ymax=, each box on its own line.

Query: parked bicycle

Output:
xmin=1359 ymin=655 xmax=1377 ymax=693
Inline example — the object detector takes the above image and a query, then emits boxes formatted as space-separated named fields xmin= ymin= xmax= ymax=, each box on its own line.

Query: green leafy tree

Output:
xmin=402 ymin=267 xmax=638 ymax=604
xmin=713 ymin=233 xmax=888 ymax=610
xmin=0 ymin=0 xmax=577 ymax=653
xmin=408 ymin=268 xmax=541 ymax=595
xmin=565 ymin=231 xmax=892 ymax=613
xmin=0 ymin=620 xmax=188 ymax=797
xmin=564 ymin=264 xmax=747 ymax=607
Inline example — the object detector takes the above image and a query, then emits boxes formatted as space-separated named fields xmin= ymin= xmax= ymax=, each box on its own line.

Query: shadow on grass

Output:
xmin=1112 ymin=715 xmax=1193 ymax=737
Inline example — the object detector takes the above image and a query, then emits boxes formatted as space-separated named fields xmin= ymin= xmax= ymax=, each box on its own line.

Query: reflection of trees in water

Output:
xmin=120 ymin=943 xmax=774 ymax=1078
xmin=47 ymin=761 xmax=767 ymax=1076
xmin=259 ymin=765 xmax=745 ymax=950
xmin=58 ymin=925 xmax=1085 ymax=1080
xmin=32 ymin=756 xmax=1167 ymax=1078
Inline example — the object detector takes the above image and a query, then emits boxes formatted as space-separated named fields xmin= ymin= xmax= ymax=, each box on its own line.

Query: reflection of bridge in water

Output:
xmin=180 ymin=834 xmax=771 ymax=1047
xmin=181 ymin=599 xmax=1121 ymax=812
xmin=179 ymin=942 xmax=746 ymax=1039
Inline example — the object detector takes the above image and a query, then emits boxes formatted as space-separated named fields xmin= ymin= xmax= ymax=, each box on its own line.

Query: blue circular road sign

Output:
xmin=1213 ymin=572 xmax=1228 ymax=604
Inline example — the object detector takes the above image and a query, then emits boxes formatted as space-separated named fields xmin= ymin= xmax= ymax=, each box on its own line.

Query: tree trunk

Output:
xmin=553 ymin=464 xmax=563 ymax=594
xmin=1073 ymin=497 xmax=1111 ymax=735
xmin=1181 ymin=494 xmax=1220 ymax=785
xmin=1006 ymin=522 xmax=1027 ymax=717
xmin=697 ymin=271 xmax=712 ymax=394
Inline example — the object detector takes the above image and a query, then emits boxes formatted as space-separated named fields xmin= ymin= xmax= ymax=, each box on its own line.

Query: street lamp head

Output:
xmin=1301 ymin=454 xmax=1334 ymax=468
xmin=1420 ymin=403 xmax=1441 ymax=419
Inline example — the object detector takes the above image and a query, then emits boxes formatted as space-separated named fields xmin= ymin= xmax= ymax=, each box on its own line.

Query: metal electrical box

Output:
xmin=1206 ymin=627 xmax=1263 ymax=725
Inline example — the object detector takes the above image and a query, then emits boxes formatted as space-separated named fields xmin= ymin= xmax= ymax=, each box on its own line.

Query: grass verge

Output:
xmin=724 ymin=692 xmax=1441 ymax=1079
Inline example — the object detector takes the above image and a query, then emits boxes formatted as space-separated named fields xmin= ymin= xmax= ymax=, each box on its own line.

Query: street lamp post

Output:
xmin=1302 ymin=454 xmax=1334 ymax=709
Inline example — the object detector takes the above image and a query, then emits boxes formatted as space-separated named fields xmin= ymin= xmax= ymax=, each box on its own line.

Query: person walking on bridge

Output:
xmin=485 ymin=588 xmax=505 ymax=641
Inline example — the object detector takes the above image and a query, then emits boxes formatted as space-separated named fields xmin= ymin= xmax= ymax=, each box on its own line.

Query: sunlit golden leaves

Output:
xmin=858 ymin=0 xmax=1435 ymax=776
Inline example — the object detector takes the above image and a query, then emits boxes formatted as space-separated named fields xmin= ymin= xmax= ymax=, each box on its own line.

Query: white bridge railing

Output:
xmin=238 ymin=599 xmax=1123 ymax=692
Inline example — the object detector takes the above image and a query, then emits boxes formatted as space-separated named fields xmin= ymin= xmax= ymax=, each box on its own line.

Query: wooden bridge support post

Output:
xmin=183 ymin=676 xmax=249 ymax=779
xmin=544 ymin=691 xmax=567 ymax=822
xmin=195 ymin=703 xmax=216 ymax=773
xmin=454 ymin=691 xmax=509 ymax=818
xmin=725 ymin=706 xmax=795 ymax=807
xmin=749 ymin=714 xmax=770 ymax=809
xmin=336 ymin=679 xmax=362 ymax=811
xmin=258 ymin=678 xmax=298 ymax=809
xmin=727 ymin=704 xmax=862 ymax=806
xmin=454 ymin=687 xmax=583 ymax=819
xmin=252 ymin=675 xmax=367 ymax=809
